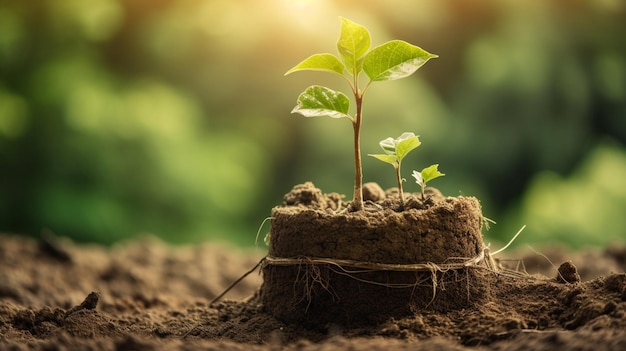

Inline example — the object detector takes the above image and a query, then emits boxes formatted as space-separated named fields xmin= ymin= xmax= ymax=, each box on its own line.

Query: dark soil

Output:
xmin=262 ymin=182 xmax=487 ymax=326
xmin=1 ymin=202 xmax=626 ymax=350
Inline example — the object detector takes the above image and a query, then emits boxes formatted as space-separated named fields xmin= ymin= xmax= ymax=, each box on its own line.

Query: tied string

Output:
xmin=208 ymin=248 xmax=498 ymax=308
xmin=262 ymin=248 xmax=493 ymax=308
xmin=262 ymin=247 xmax=489 ymax=273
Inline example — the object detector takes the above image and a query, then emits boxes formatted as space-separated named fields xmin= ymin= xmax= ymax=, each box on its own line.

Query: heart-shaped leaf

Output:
xmin=337 ymin=17 xmax=371 ymax=75
xmin=363 ymin=40 xmax=438 ymax=81
xmin=421 ymin=164 xmax=445 ymax=183
xmin=291 ymin=85 xmax=352 ymax=120
xmin=370 ymin=132 xmax=420 ymax=166
xmin=396 ymin=134 xmax=421 ymax=160
xmin=285 ymin=53 xmax=345 ymax=76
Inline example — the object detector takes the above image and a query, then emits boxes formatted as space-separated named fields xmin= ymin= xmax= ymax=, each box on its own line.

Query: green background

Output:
xmin=1 ymin=0 xmax=625 ymax=248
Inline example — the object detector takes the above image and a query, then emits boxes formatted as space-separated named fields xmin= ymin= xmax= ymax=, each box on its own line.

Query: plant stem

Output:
xmin=395 ymin=163 xmax=404 ymax=207
xmin=352 ymin=93 xmax=364 ymax=211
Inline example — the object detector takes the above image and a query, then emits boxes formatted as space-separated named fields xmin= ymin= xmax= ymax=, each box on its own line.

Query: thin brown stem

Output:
xmin=395 ymin=163 xmax=404 ymax=207
xmin=349 ymin=75 xmax=373 ymax=212
xmin=352 ymin=93 xmax=364 ymax=211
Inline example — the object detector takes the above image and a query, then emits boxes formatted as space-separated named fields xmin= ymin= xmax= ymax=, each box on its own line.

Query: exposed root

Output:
xmin=254 ymin=217 xmax=273 ymax=247
xmin=263 ymin=249 xmax=490 ymax=308
xmin=294 ymin=259 xmax=338 ymax=310
xmin=260 ymin=247 xmax=547 ymax=308
xmin=208 ymin=257 xmax=265 ymax=307
xmin=206 ymin=241 xmax=542 ymax=317
xmin=490 ymin=225 xmax=526 ymax=256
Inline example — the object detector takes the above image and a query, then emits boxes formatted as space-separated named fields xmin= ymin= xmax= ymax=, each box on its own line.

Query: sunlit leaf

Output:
xmin=291 ymin=85 xmax=352 ymax=120
xmin=336 ymin=17 xmax=371 ymax=75
xmin=396 ymin=134 xmax=421 ymax=160
xmin=377 ymin=132 xmax=420 ymax=158
xmin=363 ymin=40 xmax=438 ymax=81
xmin=421 ymin=164 xmax=445 ymax=183
xmin=369 ymin=153 xmax=398 ymax=165
xmin=371 ymin=132 xmax=420 ymax=166
xmin=285 ymin=53 xmax=345 ymax=76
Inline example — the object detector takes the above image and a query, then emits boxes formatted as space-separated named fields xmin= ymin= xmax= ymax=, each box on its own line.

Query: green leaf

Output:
xmin=285 ymin=53 xmax=345 ymax=76
xmin=421 ymin=164 xmax=445 ymax=184
xmin=291 ymin=85 xmax=352 ymax=120
xmin=372 ymin=132 xmax=420 ymax=166
xmin=369 ymin=153 xmax=398 ymax=165
xmin=363 ymin=40 xmax=438 ymax=81
xmin=378 ymin=137 xmax=397 ymax=155
xmin=336 ymin=17 xmax=371 ymax=75
xmin=395 ymin=133 xmax=421 ymax=160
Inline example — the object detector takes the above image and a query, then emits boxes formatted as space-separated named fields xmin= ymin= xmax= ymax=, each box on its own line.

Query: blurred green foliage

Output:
xmin=0 ymin=0 xmax=625 ymax=247
xmin=503 ymin=141 xmax=626 ymax=248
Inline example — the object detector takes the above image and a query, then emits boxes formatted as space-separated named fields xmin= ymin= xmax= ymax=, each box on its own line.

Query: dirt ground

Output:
xmin=1 ymin=233 xmax=625 ymax=351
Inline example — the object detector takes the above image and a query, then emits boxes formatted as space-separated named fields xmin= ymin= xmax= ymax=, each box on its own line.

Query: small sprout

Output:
xmin=285 ymin=17 xmax=438 ymax=211
xmin=369 ymin=132 xmax=421 ymax=206
xmin=412 ymin=164 xmax=445 ymax=200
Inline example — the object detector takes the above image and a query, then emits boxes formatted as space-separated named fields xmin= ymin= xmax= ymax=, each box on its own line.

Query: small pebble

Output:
xmin=363 ymin=182 xmax=386 ymax=202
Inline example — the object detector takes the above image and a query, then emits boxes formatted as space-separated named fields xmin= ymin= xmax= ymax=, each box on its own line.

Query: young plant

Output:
xmin=285 ymin=17 xmax=437 ymax=211
xmin=412 ymin=165 xmax=445 ymax=200
xmin=369 ymin=132 xmax=421 ymax=206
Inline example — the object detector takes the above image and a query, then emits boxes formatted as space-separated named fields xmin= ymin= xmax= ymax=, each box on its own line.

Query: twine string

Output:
xmin=207 ymin=248 xmax=528 ymax=308
xmin=262 ymin=247 xmax=488 ymax=273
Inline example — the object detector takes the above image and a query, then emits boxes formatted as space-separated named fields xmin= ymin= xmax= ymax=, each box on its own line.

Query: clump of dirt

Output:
xmin=1 ymin=209 xmax=626 ymax=350
xmin=268 ymin=182 xmax=482 ymax=263
xmin=262 ymin=182 xmax=487 ymax=326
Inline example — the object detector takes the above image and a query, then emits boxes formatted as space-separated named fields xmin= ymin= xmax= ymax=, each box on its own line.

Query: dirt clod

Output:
xmin=263 ymin=183 xmax=487 ymax=326
xmin=557 ymin=261 xmax=581 ymax=284
xmin=362 ymin=182 xmax=386 ymax=202
xmin=65 ymin=291 xmax=100 ymax=318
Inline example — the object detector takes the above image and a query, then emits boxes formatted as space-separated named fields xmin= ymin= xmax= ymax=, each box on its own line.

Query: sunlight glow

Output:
xmin=288 ymin=0 xmax=315 ymax=9
xmin=277 ymin=0 xmax=336 ymax=33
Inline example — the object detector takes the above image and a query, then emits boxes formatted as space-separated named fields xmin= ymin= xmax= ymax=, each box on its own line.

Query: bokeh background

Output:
xmin=1 ymin=0 xmax=625 ymax=248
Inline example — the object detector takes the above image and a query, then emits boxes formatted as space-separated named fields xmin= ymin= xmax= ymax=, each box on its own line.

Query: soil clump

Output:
xmin=262 ymin=182 xmax=488 ymax=326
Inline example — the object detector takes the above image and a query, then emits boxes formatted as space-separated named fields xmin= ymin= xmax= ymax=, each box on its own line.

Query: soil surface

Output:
xmin=1 ymin=233 xmax=625 ymax=350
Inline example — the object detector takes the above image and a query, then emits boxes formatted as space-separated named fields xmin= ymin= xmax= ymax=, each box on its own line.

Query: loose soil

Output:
xmin=1 ymin=224 xmax=626 ymax=350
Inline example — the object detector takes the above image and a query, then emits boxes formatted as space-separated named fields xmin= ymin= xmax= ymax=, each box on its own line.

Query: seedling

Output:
xmin=286 ymin=17 xmax=437 ymax=211
xmin=412 ymin=165 xmax=445 ymax=200
xmin=369 ymin=132 xmax=421 ymax=206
